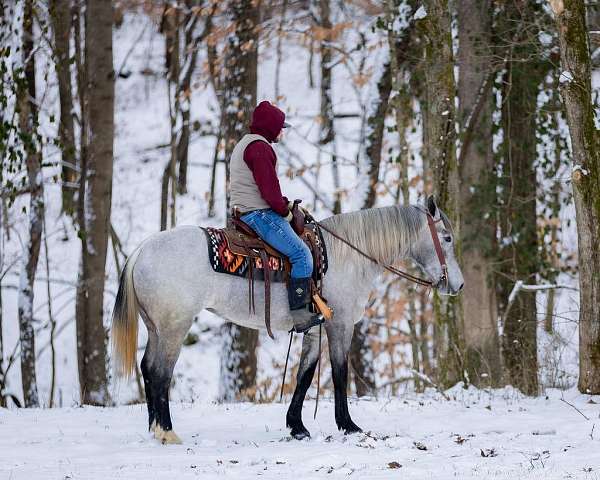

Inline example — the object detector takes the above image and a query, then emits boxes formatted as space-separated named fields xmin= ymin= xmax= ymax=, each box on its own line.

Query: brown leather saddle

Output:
xmin=226 ymin=215 xmax=323 ymax=270
xmin=204 ymin=211 xmax=327 ymax=338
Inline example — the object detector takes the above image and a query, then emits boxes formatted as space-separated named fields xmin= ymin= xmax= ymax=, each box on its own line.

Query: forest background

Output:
xmin=1 ymin=0 xmax=599 ymax=412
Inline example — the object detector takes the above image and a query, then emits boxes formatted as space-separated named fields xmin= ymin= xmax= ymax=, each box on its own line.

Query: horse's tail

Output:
xmin=111 ymin=244 xmax=144 ymax=379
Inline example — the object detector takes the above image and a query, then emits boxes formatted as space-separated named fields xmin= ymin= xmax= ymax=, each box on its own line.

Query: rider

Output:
xmin=230 ymin=101 xmax=324 ymax=333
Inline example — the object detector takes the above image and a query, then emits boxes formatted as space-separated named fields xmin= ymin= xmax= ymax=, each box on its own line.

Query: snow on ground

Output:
xmin=1 ymin=387 xmax=599 ymax=479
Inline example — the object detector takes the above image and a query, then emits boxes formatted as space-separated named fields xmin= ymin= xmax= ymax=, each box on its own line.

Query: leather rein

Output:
xmin=311 ymin=210 xmax=448 ymax=289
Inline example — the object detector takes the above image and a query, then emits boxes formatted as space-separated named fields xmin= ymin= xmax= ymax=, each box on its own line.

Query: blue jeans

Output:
xmin=241 ymin=209 xmax=313 ymax=278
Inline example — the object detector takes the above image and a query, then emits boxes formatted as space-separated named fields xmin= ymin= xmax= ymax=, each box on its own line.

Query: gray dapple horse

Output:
xmin=112 ymin=197 xmax=464 ymax=444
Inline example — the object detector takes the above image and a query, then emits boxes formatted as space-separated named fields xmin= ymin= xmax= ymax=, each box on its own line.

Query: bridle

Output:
xmin=311 ymin=208 xmax=449 ymax=290
xmin=423 ymin=211 xmax=449 ymax=289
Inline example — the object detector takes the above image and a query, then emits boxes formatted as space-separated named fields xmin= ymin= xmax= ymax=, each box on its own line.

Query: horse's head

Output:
xmin=410 ymin=196 xmax=464 ymax=296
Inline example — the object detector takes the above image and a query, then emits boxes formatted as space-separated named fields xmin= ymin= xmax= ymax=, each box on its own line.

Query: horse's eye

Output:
xmin=444 ymin=236 xmax=452 ymax=243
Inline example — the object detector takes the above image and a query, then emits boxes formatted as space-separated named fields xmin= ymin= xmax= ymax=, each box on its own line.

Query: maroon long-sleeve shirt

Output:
xmin=243 ymin=141 xmax=289 ymax=216
xmin=242 ymin=101 xmax=289 ymax=216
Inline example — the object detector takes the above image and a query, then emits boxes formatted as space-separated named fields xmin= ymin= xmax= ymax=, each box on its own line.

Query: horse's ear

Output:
xmin=427 ymin=195 xmax=438 ymax=217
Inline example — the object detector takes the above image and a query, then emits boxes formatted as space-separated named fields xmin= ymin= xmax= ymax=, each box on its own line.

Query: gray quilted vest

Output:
xmin=230 ymin=133 xmax=272 ymax=213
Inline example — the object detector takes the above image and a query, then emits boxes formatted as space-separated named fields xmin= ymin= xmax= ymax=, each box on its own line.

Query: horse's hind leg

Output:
xmin=286 ymin=328 xmax=321 ymax=439
xmin=151 ymin=330 xmax=187 ymax=445
xmin=140 ymin=311 xmax=191 ymax=445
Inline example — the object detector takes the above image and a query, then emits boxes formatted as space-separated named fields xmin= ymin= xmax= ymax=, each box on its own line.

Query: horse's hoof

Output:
xmin=341 ymin=421 xmax=362 ymax=435
xmin=290 ymin=426 xmax=311 ymax=440
xmin=154 ymin=426 xmax=182 ymax=445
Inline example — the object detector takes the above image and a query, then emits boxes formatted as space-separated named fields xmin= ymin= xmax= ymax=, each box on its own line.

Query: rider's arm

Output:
xmin=244 ymin=141 xmax=291 ymax=218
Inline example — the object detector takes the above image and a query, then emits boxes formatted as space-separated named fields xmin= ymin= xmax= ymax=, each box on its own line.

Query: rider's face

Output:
xmin=275 ymin=130 xmax=284 ymax=143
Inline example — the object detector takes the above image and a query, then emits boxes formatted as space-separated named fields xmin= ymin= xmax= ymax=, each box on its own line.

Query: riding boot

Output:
xmin=288 ymin=277 xmax=324 ymax=333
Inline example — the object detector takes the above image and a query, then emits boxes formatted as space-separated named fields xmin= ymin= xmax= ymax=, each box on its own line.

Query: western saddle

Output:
xmin=220 ymin=210 xmax=332 ymax=339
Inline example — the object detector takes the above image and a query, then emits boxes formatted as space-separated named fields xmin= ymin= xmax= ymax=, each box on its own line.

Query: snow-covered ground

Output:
xmin=1 ymin=386 xmax=599 ymax=479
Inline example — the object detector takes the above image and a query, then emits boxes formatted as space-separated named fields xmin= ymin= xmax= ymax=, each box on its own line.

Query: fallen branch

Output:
xmin=110 ymin=223 xmax=128 ymax=274
xmin=560 ymin=396 xmax=590 ymax=421
xmin=503 ymin=281 xmax=578 ymax=325
xmin=42 ymin=205 xmax=57 ymax=407
xmin=116 ymin=21 xmax=149 ymax=78
xmin=409 ymin=369 xmax=450 ymax=401
xmin=376 ymin=376 xmax=413 ymax=390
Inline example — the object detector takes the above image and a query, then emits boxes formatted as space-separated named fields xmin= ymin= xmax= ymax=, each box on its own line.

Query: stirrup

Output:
xmin=292 ymin=313 xmax=325 ymax=334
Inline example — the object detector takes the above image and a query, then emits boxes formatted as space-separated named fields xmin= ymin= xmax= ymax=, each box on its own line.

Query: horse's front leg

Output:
xmin=326 ymin=320 xmax=362 ymax=434
xmin=286 ymin=328 xmax=320 ymax=439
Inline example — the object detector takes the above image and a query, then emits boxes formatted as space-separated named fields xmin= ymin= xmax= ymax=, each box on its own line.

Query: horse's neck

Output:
xmin=321 ymin=205 xmax=420 ymax=275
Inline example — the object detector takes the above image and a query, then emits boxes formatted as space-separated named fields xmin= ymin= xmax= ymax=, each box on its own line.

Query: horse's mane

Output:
xmin=320 ymin=205 xmax=425 ymax=268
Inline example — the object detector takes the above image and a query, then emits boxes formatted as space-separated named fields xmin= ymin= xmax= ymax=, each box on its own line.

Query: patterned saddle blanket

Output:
xmin=201 ymin=223 xmax=328 ymax=284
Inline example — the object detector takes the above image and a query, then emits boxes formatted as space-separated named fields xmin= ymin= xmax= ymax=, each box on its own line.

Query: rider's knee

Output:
xmin=290 ymin=242 xmax=313 ymax=277
xmin=301 ymin=245 xmax=313 ymax=276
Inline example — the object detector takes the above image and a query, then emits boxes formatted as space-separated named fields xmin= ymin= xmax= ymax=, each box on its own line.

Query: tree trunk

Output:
xmin=362 ymin=62 xmax=391 ymax=209
xmin=317 ymin=0 xmax=340 ymax=214
xmin=219 ymin=0 xmax=259 ymax=402
xmin=419 ymin=288 xmax=432 ymax=376
xmin=50 ymin=0 xmax=77 ymax=215
xmin=1 ymin=3 xmax=10 ymax=404
xmin=274 ymin=0 xmax=289 ymax=100
xmin=0 ymin=278 xmax=4 ymax=408
xmin=176 ymin=2 xmax=193 ymax=195
xmin=161 ymin=4 xmax=180 ymax=230
xmin=420 ymin=0 xmax=464 ymax=388
xmin=387 ymin=1 xmax=425 ymax=391
xmin=457 ymin=0 xmax=501 ymax=387
xmin=75 ymin=0 xmax=113 ymax=406
xmin=348 ymin=60 xmax=391 ymax=396
xmin=177 ymin=5 xmax=215 ymax=194
xmin=73 ymin=0 xmax=88 ymax=401
xmin=207 ymin=38 xmax=223 ymax=219
xmin=387 ymin=2 xmax=415 ymax=206
xmin=544 ymin=110 xmax=564 ymax=334
xmin=349 ymin=3 xmax=419 ymax=395
xmin=550 ymin=0 xmax=600 ymax=394
xmin=349 ymin=319 xmax=376 ymax=396
xmin=207 ymin=125 xmax=222 ymax=218
xmin=497 ymin=1 xmax=545 ymax=396
xmin=17 ymin=0 xmax=41 ymax=407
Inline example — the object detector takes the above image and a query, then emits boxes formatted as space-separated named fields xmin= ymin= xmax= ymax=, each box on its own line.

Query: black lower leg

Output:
xmin=141 ymin=353 xmax=155 ymax=431
xmin=153 ymin=370 xmax=173 ymax=432
xmin=286 ymin=358 xmax=318 ymax=439
xmin=331 ymin=356 xmax=361 ymax=434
